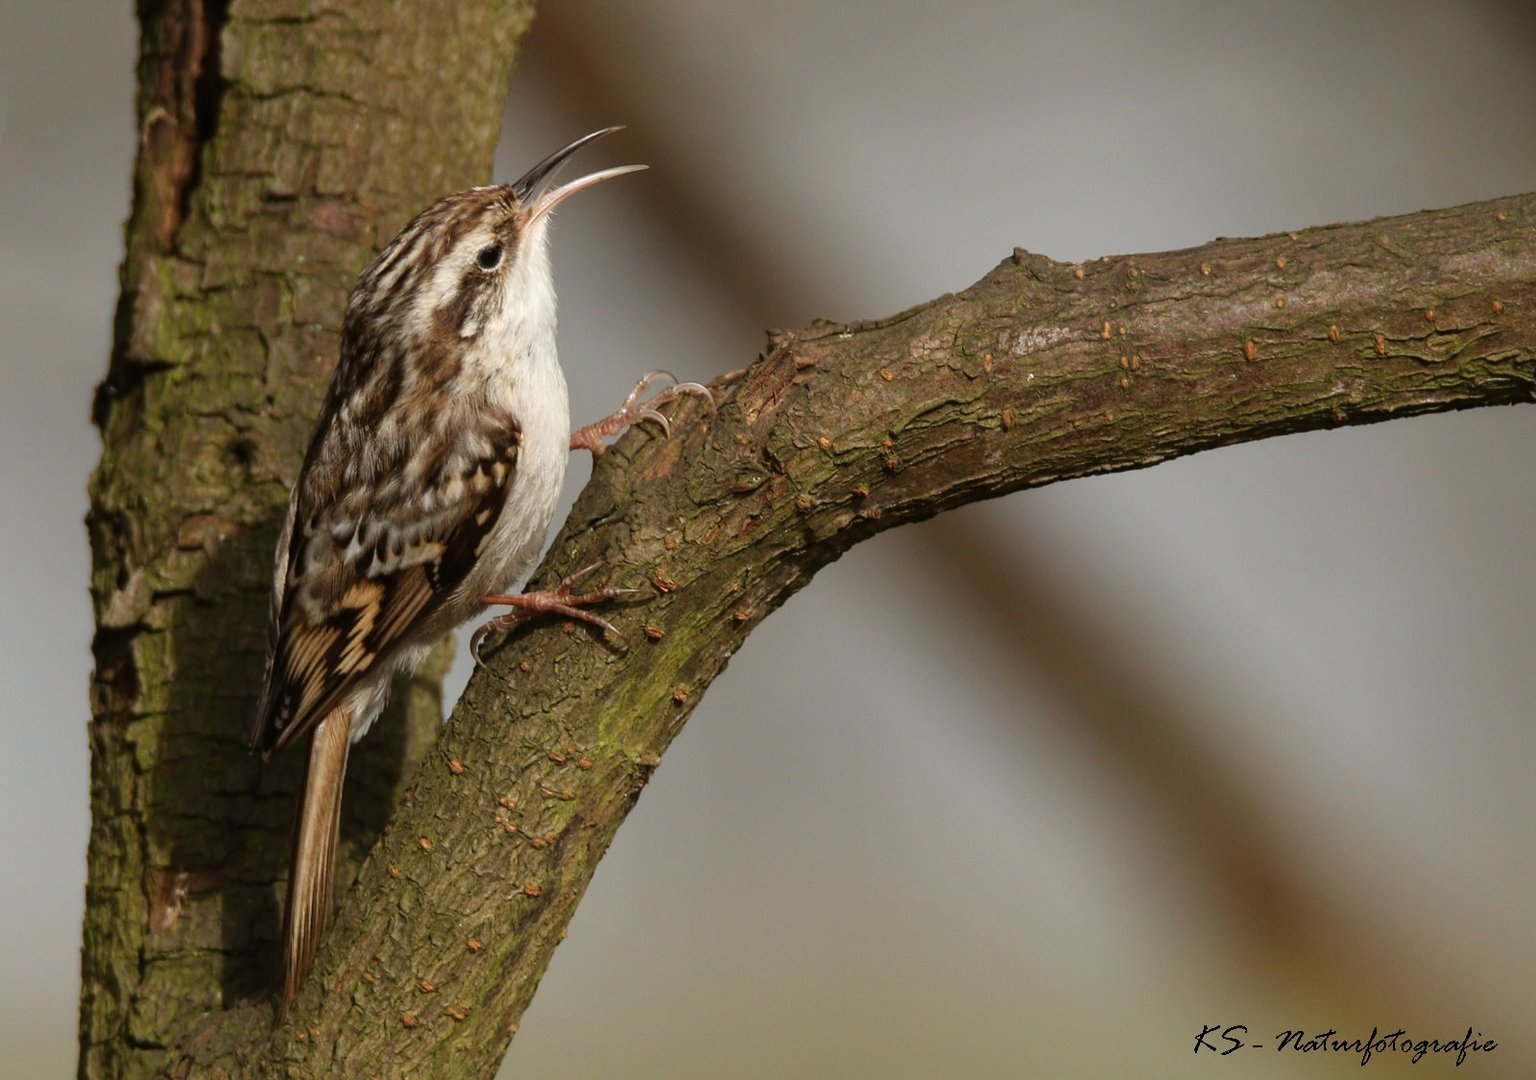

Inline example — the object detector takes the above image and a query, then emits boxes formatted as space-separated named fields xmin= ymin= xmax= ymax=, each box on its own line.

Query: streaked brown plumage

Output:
xmin=252 ymin=129 xmax=673 ymax=1022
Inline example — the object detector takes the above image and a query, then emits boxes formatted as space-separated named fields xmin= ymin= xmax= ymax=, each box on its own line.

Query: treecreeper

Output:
xmin=249 ymin=126 xmax=711 ymax=1021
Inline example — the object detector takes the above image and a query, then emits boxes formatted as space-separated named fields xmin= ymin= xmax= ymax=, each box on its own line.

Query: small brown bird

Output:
xmin=251 ymin=127 xmax=706 ymax=1020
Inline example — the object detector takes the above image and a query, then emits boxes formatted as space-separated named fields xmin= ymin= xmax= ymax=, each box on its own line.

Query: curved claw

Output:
xmin=560 ymin=562 xmax=604 ymax=589
xmin=469 ymin=621 xmax=497 ymax=666
xmin=637 ymin=408 xmax=670 ymax=436
xmin=578 ymin=612 xmax=623 ymax=639
xmin=638 ymin=368 xmax=679 ymax=388
xmin=603 ymin=587 xmax=649 ymax=601
xmin=621 ymin=370 xmax=677 ymax=409
xmin=672 ymin=381 xmax=716 ymax=413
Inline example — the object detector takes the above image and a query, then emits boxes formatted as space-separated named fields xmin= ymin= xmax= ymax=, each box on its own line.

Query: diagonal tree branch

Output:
xmin=176 ymin=193 xmax=1534 ymax=1075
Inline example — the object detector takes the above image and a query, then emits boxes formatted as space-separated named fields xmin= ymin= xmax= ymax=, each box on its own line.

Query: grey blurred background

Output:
xmin=4 ymin=2 xmax=1534 ymax=1076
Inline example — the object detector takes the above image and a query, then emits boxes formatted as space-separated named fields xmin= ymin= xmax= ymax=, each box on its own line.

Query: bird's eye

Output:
xmin=476 ymin=244 xmax=503 ymax=270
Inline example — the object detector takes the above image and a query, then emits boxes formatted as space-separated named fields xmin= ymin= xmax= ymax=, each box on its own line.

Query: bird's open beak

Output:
xmin=512 ymin=126 xmax=647 ymax=223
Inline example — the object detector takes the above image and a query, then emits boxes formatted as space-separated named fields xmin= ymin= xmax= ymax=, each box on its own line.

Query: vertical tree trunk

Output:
xmin=81 ymin=3 xmax=532 ymax=1074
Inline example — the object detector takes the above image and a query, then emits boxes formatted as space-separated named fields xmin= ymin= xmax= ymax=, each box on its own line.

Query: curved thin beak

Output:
xmin=511 ymin=126 xmax=647 ymax=222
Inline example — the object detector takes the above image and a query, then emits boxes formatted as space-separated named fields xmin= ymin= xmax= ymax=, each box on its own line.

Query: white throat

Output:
xmin=470 ymin=215 xmax=570 ymax=592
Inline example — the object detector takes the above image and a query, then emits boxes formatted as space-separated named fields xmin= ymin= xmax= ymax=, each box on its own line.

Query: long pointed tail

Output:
xmin=276 ymin=707 xmax=351 ymax=1022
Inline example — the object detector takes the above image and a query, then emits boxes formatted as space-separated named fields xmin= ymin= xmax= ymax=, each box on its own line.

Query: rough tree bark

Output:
xmin=82 ymin=1 xmax=533 ymax=1076
xmin=84 ymin=2 xmax=1536 ymax=1078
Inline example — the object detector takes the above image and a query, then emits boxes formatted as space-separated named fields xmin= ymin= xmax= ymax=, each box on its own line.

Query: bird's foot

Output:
xmin=569 ymin=369 xmax=714 ymax=457
xmin=470 ymin=563 xmax=643 ymax=664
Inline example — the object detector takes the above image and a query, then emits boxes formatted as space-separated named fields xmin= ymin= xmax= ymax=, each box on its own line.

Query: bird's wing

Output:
xmin=251 ymin=413 xmax=521 ymax=756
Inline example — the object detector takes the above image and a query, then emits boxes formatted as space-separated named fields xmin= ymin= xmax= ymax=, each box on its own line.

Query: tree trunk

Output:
xmin=85 ymin=3 xmax=1536 ymax=1077
xmin=82 ymin=2 xmax=533 ymax=1076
